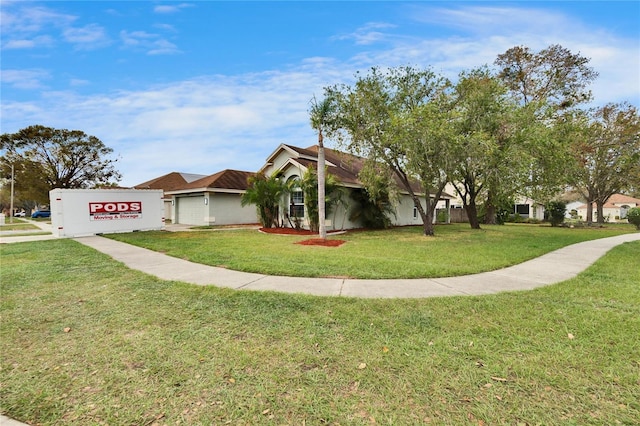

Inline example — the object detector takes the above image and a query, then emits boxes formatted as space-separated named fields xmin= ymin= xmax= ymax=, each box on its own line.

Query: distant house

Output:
xmin=134 ymin=172 xmax=206 ymax=222
xmin=576 ymin=194 xmax=640 ymax=223
xmin=165 ymin=169 xmax=258 ymax=226
xmin=259 ymin=144 xmax=454 ymax=230
xmin=443 ymin=183 xmax=545 ymax=223
xmin=512 ymin=197 xmax=545 ymax=221
xmin=565 ymin=201 xmax=584 ymax=219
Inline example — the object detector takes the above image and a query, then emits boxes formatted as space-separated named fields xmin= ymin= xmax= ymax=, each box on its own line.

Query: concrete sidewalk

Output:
xmin=75 ymin=232 xmax=640 ymax=298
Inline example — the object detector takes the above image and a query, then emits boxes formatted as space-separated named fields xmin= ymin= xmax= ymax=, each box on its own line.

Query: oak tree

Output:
xmin=1 ymin=125 xmax=121 ymax=204
xmin=327 ymin=66 xmax=454 ymax=236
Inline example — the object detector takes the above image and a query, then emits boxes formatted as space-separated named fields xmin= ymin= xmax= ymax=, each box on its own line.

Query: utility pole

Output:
xmin=10 ymin=162 xmax=15 ymax=224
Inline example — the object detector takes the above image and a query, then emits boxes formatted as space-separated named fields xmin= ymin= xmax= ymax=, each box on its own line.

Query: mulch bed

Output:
xmin=259 ymin=227 xmax=318 ymax=235
xmin=259 ymin=227 xmax=346 ymax=247
xmin=295 ymin=238 xmax=346 ymax=247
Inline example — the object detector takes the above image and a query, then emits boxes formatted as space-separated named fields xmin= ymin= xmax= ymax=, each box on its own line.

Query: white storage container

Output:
xmin=50 ymin=188 xmax=164 ymax=237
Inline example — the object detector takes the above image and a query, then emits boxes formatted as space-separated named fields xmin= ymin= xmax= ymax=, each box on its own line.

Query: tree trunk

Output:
xmin=421 ymin=209 xmax=435 ymax=236
xmin=596 ymin=200 xmax=605 ymax=224
xmin=465 ymin=201 xmax=481 ymax=229
xmin=585 ymin=199 xmax=594 ymax=225
xmin=484 ymin=188 xmax=497 ymax=224
xmin=317 ymin=134 xmax=327 ymax=239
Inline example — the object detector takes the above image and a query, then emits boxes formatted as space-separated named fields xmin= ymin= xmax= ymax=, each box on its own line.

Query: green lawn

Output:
xmin=1 ymin=237 xmax=639 ymax=425
xmin=106 ymin=223 xmax=636 ymax=278
xmin=0 ymin=218 xmax=39 ymax=232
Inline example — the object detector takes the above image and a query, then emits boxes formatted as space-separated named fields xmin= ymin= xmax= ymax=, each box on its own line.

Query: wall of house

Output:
xmin=264 ymin=150 xmax=294 ymax=176
xmin=209 ymin=192 xmax=258 ymax=225
xmin=392 ymin=194 xmax=426 ymax=226
xmin=326 ymin=189 xmax=359 ymax=231
xmin=577 ymin=206 xmax=630 ymax=223
xmin=164 ymin=200 xmax=173 ymax=221
xmin=173 ymin=192 xmax=258 ymax=226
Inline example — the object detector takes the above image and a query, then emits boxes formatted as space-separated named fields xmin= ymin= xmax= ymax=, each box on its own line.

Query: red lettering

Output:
xmin=89 ymin=203 xmax=103 ymax=213
xmin=90 ymin=201 xmax=142 ymax=215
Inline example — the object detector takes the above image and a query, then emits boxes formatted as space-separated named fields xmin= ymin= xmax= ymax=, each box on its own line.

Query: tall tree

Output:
xmin=309 ymin=95 xmax=336 ymax=239
xmin=1 ymin=125 xmax=121 ymax=203
xmin=450 ymin=67 xmax=517 ymax=229
xmin=567 ymin=103 xmax=640 ymax=224
xmin=298 ymin=166 xmax=342 ymax=232
xmin=495 ymin=44 xmax=598 ymax=110
xmin=492 ymin=44 xmax=599 ymax=218
xmin=327 ymin=66 xmax=454 ymax=236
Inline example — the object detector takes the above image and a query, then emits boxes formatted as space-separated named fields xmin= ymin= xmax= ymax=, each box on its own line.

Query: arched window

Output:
xmin=620 ymin=205 xmax=631 ymax=219
xmin=288 ymin=176 xmax=304 ymax=218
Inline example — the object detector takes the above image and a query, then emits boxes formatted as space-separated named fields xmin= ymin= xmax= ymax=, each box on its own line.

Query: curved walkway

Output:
xmin=2 ymin=221 xmax=639 ymax=298
xmin=75 ymin=232 xmax=640 ymax=299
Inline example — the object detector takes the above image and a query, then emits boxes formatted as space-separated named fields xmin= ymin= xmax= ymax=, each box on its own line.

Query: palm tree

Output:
xmin=241 ymin=173 xmax=288 ymax=228
xmin=309 ymin=95 xmax=335 ymax=239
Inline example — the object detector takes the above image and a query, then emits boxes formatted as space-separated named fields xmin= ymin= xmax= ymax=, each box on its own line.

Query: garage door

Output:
xmin=176 ymin=196 xmax=204 ymax=225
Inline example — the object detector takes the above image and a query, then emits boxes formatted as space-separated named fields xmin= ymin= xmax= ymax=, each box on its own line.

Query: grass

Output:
xmin=106 ymin=223 xmax=636 ymax=279
xmin=0 ymin=218 xmax=39 ymax=232
xmin=1 ymin=238 xmax=639 ymax=425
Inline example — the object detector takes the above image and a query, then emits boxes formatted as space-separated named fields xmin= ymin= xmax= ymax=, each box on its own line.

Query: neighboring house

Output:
xmin=134 ymin=172 xmax=206 ymax=222
xmin=165 ymin=169 xmax=258 ymax=226
xmin=442 ymin=183 xmax=545 ymax=223
xmin=512 ymin=197 xmax=545 ymax=221
xmin=259 ymin=144 xmax=454 ymax=230
xmin=576 ymin=193 xmax=640 ymax=223
xmin=565 ymin=201 xmax=584 ymax=219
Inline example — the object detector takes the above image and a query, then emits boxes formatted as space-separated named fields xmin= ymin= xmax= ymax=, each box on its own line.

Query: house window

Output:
xmin=290 ymin=190 xmax=304 ymax=217
xmin=288 ymin=176 xmax=304 ymax=218
xmin=620 ymin=205 xmax=630 ymax=219
xmin=515 ymin=204 xmax=529 ymax=216
xmin=413 ymin=207 xmax=418 ymax=219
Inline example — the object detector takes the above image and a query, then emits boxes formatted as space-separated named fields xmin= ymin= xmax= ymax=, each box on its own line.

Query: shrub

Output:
xmin=545 ymin=201 xmax=566 ymax=227
xmin=627 ymin=207 xmax=640 ymax=230
xmin=436 ymin=209 xmax=449 ymax=223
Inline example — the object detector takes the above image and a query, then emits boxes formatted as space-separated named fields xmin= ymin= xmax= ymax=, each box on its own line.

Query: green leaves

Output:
xmin=1 ymin=125 xmax=121 ymax=205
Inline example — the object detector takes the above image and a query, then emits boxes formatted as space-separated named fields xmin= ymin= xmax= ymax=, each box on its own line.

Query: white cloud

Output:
xmin=2 ymin=35 xmax=54 ymax=49
xmin=333 ymin=22 xmax=398 ymax=45
xmin=153 ymin=3 xmax=193 ymax=14
xmin=0 ymin=4 xmax=76 ymax=35
xmin=120 ymin=30 xmax=180 ymax=55
xmin=1 ymin=69 xmax=50 ymax=89
xmin=63 ymin=24 xmax=110 ymax=50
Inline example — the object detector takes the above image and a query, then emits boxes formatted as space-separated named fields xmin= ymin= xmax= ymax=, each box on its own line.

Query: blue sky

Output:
xmin=2 ymin=1 xmax=639 ymax=187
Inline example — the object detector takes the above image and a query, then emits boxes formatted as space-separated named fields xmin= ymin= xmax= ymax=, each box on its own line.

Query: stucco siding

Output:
xmin=209 ymin=193 xmax=258 ymax=225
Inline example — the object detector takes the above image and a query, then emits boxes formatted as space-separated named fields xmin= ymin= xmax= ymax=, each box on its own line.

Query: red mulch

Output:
xmin=296 ymin=238 xmax=346 ymax=247
xmin=259 ymin=227 xmax=318 ymax=235
xmin=259 ymin=227 xmax=346 ymax=247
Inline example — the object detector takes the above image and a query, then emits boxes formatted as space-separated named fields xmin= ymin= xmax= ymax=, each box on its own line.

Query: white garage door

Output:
xmin=176 ymin=196 xmax=204 ymax=225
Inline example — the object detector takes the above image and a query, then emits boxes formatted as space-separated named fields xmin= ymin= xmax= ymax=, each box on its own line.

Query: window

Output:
xmin=413 ymin=207 xmax=418 ymax=219
xmin=620 ymin=205 xmax=630 ymax=219
xmin=290 ymin=192 xmax=304 ymax=217
xmin=288 ymin=176 xmax=304 ymax=218
xmin=515 ymin=204 xmax=529 ymax=216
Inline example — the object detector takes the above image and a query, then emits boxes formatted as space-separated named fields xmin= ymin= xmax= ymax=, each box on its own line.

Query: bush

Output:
xmin=627 ymin=207 xmax=640 ymax=230
xmin=544 ymin=201 xmax=566 ymax=227
xmin=436 ymin=209 xmax=449 ymax=223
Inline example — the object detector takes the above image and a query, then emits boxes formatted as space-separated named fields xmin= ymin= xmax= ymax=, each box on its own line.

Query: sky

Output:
xmin=1 ymin=1 xmax=639 ymax=187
